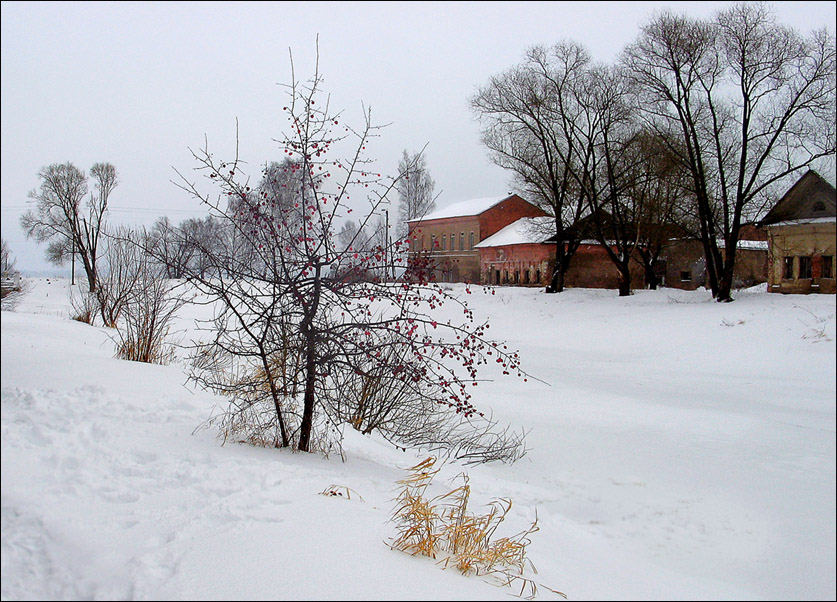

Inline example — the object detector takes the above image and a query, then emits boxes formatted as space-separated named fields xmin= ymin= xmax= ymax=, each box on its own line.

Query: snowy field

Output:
xmin=2 ymin=278 xmax=835 ymax=600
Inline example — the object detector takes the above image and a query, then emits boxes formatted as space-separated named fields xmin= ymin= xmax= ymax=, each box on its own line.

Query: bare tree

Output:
xmin=20 ymin=162 xmax=117 ymax=291
xmin=96 ymin=226 xmax=147 ymax=327
xmin=396 ymin=150 xmax=437 ymax=239
xmin=1 ymin=238 xmax=16 ymax=275
xmin=624 ymin=132 xmax=693 ymax=289
xmin=472 ymin=43 xmax=592 ymax=293
xmin=148 ymin=216 xmax=193 ymax=279
xmin=168 ymin=49 xmax=528 ymax=458
xmin=561 ymin=64 xmax=648 ymax=296
xmin=624 ymin=3 xmax=836 ymax=301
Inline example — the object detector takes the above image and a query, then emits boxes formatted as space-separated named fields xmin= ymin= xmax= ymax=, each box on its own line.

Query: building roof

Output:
xmin=760 ymin=170 xmax=837 ymax=226
xmin=407 ymin=194 xmax=517 ymax=222
xmin=474 ymin=217 xmax=554 ymax=248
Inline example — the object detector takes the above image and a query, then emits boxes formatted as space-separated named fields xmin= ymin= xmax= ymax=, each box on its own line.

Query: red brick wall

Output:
xmin=479 ymin=195 xmax=548 ymax=240
xmin=479 ymin=242 xmax=649 ymax=289
xmin=563 ymin=244 xmax=647 ymax=289
xmin=406 ymin=195 xmax=546 ymax=283
xmin=407 ymin=216 xmax=482 ymax=282
xmin=479 ymin=243 xmax=552 ymax=285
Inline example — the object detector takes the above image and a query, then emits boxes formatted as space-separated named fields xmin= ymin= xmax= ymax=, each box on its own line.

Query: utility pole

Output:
xmin=384 ymin=209 xmax=389 ymax=281
xmin=70 ymin=213 xmax=76 ymax=286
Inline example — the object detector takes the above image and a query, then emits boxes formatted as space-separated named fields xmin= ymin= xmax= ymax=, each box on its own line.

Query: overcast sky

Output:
xmin=2 ymin=0 xmax=835 ymax=274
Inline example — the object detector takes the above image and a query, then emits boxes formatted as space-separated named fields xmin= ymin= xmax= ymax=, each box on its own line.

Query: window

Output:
xmin=460 ymin=232 xmax=465 ymax=251
xmin=680 ymin=271 xmax=692 ymax=282
xmin=813 ymin=201 xmax=826 ymax=212
xmin=469 ymin=232 xmax=475 ymax=249
xmin=783 ymin=256 xmax=794 ymax=279
xmin=799 ymin=256 xmax=812 ymax=279
xmin=431 ymin=234 xmax=436 ymax=249
xmin=441 ymin=235 xmax=446 ymax=251
xmin=822 ymin=256 xmax=833 ymax=279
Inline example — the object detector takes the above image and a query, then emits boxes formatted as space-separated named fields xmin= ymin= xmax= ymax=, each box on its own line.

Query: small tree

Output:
xmin=20 ymin=162 xmax=117 ymax=291
xmin=171 ymin=49 xmax=528 ymax=458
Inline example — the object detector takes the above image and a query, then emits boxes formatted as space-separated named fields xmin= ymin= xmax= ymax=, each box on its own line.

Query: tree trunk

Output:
xmin=644 ymin=264 xmax=658 ymax=290
xmin=547 ymin=241 xmax=567 ymax=293
xmin=81 ymin=254 xmax=97 ymax=292
xmin=260 ymin=353 xmax=290 ymax=448
xmin=617 ymin=265 xmax=631 ymax=297
xmin=715 ymin=247 xmax=737 ymax=303
xmin=297 ymin=345 xmax=317 ymax=452
xmin=548 ymin=267 xmax=564 ymax=293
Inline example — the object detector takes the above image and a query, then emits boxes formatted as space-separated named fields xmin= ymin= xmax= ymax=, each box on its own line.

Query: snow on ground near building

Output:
xmin=2 ymin=278 xmax=835 ymax=600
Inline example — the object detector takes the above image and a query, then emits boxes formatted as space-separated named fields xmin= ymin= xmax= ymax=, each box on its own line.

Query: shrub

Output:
xmin=114 ymin=275 xmax=184 ymax=364
xmin=69 ymin=288 xmax=98 ymax=325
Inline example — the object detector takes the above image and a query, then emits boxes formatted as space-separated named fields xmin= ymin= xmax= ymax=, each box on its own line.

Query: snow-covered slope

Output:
xmin=2 ymin=278 xmax=835 ymax=600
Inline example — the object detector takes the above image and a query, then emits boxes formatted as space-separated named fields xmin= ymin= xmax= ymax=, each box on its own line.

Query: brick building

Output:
xmin=406 ymin=194 xmax=546 ymax=283
xmin=760 ymin=170 xmax=836 ymax=294
xmin=475 ymin=217 xmax=650 ymax=289
xmin=661 ymin=224 xmax=769 ymax=290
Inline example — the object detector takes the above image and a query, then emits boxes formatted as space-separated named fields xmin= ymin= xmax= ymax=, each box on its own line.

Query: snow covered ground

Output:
xmin=2 ymin=278 xmax=835 ymax=600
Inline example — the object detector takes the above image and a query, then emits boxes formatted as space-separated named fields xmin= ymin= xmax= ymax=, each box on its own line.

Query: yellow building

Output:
xmin=761 ymin=171 xmax=836 ymax=294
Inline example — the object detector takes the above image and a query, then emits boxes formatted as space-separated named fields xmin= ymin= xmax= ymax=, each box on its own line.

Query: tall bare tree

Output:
xmin=624 ymin=3 xmax=836 ymax=301
xmin=472 ymin=42 xmax=592 ymax=293
xmin=395 ymin=150 xmax=436 ymax=239
xmin=20 ymin=162 xmax=117 ymax=291
xmin=565 ymin=64 xmax=647 ymax=296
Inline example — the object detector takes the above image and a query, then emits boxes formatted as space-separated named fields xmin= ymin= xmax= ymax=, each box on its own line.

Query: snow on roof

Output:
xmin=716 ymin=239 xmax=769 ymax=250
xmin=765 ymin=217 xmax=836 ymax=227
xmin=408 ymin=195 xmax=513 ymax=222
xmin=474 ymin=217 xmax=554 ymax=248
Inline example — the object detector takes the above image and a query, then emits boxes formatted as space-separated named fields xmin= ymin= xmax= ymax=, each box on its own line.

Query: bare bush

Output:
xmin=113 ymin=258 xmax=185 ymax=364
xmin=69 ymin=287 xmax=98 ymax=324
xmin=324 ymin=339 xmax=526 ymax=464
xmin=96 ymin=226 xmax=147 ymax=327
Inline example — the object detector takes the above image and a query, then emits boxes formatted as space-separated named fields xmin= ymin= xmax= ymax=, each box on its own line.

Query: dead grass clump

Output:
xmin=390 ymin=457 xmax=565 ymax=599
xmin=69 ymin=290 xmax=98 ymax=325
xmin=320 ymin=484 xmax=365 ymax=501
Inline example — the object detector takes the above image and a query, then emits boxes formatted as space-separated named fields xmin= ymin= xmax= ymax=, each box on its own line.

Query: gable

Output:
xmin=760 ymin=170 xmax=837 ymax=226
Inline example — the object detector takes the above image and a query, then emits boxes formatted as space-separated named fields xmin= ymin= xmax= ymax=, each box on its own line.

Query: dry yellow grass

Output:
xmin=390 ymin=457 xmax=565 ymax=599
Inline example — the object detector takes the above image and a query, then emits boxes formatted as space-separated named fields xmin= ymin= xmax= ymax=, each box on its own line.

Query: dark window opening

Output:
xmin=822 ymin=256 xmax=833 ymax=279
xmin=784 ymin=256 xmax=794 ymax=279
xmin=680 ymin=271 xmax=692 ymax=282
xmin=799 ymin=256 xmax=812 ymax=279
xmin=813 ymin=201 xmax=826 ymax=212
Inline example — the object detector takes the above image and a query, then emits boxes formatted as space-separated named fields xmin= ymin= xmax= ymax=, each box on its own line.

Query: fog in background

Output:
xmin=2 ymin=1 xmax=834 ymax=274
